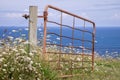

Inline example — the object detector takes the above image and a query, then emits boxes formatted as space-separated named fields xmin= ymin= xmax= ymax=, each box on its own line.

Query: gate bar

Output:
xmin=44 ymin=5 xmax=95 ymax=25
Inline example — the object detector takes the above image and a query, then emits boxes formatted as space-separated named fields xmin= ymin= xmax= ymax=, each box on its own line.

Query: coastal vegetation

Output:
xmin=0 ymin=29 xmax=120 ymax=80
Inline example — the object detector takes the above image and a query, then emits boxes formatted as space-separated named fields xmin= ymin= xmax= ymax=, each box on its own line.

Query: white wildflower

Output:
xmin=15 ymin=53 xmax=20 ymax=57
xmin=30 ymin=61 xmax=33 ymax=64
xmin=49 ymin=58 xmax=52 ymax=61
xmin=88 ymin=56 xmax=91 ymax=60
xmin=35 ymin=63 xmax=38 ymax=65
xmin=7 ymin=36 xmax=14 ymax=40
xmin=65 ymin=68 xmax=69 ymax=71
xmin=17 ymin=68 xmax=19 ymax=71
xmin=28 ymin=64 xmax=33 ymax=71
xmin=24 ymin=56 xmax=31 ymax=62
xmin=60 ymin=64 xmax=63 ymax=68
xmin=2 ymin=69 xmax=6 ymax=72
xmin=2 ymin=52 xmax=7 ymax=55
xmin=32 ymin=50 xmax=37 ymax=53
xmin=15 ymin=38 xmax=20 ymax=41
xmin=19 ymin=49 xmax=26 ymax=53
xmin=23 ymin=40 xmax=29 ymax=44
xmin=94 ymin=62 xmax=97 ymax=66
xmin=37 ymin=78 xmax=40 ymax=80
xmin=0 ymin=58 xmax=4 ymax=62
xmin=15 ymin=38 xmax=23 ymax=43
xmin=3 ymin=64 xmax=7 ymax=67
xmin=95 ymin=68 xmax=99 ymax=71
xmin=70 ymin=57 xmax=74 ymax=60
xmin=29 ymin=52 xmax=33 ymax=56
xmin=33 ymin=66 xmax=36 ymax=71
xmin=79 ymin=63 xmax=82 ymax=66
xmin=76 ymin=57 xmax=81 ymax=61
xmin=0 ymin=41 xmax=4 ymax=44
xmin=72 ymin=65 xmax=74 ymax=68
xmin=19 ymin=77 xmax=22 ymax=80
xmin=13 ymin=41 xmax=17 ymax=44
xmin=13 ymin=48 xmax=18 ymax=52
xmin=85 ymin=68 xmax=88 ymax=71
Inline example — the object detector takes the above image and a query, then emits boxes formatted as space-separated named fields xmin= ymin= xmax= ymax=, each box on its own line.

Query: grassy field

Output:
xmin=56 ymin=57 xmax=120 ymax=80
xmin=0 ymin=38 xmax=120 ymax=80
xmin=72 ymin=58 xmax=120 ymax=80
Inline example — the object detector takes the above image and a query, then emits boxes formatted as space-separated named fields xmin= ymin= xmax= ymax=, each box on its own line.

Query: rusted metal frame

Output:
xmin=60 ymin=12 xmax=63 ymax=52
xmin=59 ymin=74 xmax=87 ymax=78
xmin=47 ymin=51 xmax=92 ymax=56
xmin=47 ymin=32 xmax=93 ymax=43
xmin=47 ymin=20 xmax=92 ymax=34
xmin=92 ymin=24 xmax=96 ymax=70
xmin=69 ymin=16 xmax=75 ymax=76
xmin=81 ymin=20 xmax=86 ymax=68
xmin=43 ymin=11 xmax=48 ymax=56
xmin=46 ymin=43 xmax=92 ymax=51
xmin=70 ymin=66 xmax=92 ymax=69
xmin=48 ymin=60 xmax=92 ymax=62
xmin=59 ymin=73 xmax=89 ymax=78
xmin=58 ymin=11 xmax=63 ymax=69
xmin=56 ymin=66 xmax=92 ymax=70
xmin=48 ymin=60 xmax=92 ymax=63
xmin=53 ymin=66 xmax=92 ymax=71
xmin=44 ymin=5 xmax=95 ymax=25
xmin=74 ymin=27 xmax=92 ymax=34
xmin=72 ymin=17 xmax=75 ymax=52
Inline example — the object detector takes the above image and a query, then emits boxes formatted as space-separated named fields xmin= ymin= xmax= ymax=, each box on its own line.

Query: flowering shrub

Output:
xmin=0 ymin=40 xmax=57 ymax=80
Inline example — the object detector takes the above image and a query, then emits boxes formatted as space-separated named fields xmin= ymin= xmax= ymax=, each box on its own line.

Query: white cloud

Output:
xmin=24 ymin=9 xmax=29 ymax=12
xmin=5 ymin=13 xmax=23 ymax=18
xmin=111 ymin=13 xmax=120 ymax=19
xmin=80 ymin=12 xmax=90 ymax=19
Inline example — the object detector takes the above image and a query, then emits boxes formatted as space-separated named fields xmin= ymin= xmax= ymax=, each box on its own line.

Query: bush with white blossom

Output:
xmin=0 ymin=38 xmax=57 ymax=80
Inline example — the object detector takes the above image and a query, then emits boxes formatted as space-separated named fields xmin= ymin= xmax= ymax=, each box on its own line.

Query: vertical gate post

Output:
xmin=43 ymin=11 xmax=48 ymax=60
xmin=29 ymin=6 xmax=38 ymax=51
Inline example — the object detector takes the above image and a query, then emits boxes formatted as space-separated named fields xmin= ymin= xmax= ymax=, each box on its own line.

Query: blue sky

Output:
xmin=0 ymin=0 xmax=120 ymax=27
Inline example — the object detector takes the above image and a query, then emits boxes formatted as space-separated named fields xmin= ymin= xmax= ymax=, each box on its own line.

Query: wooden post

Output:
xmin=29 ymin=6 xmax=38 ymax=51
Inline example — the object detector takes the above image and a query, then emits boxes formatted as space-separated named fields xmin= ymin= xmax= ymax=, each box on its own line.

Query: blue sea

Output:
xmin=0 ymin=26 xmax=120 ymax=58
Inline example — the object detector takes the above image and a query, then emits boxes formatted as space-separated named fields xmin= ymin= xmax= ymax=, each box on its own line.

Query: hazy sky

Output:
xmin=0 ymin=0 xmax=120 ymax=27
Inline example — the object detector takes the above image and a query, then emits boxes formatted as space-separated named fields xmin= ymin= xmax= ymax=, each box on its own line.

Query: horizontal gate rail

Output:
xmin=46 ymin=43 xmax=92 ymax=50
xmin=47 ymin=20 xmax=93 ymax=34
xmin=47 ymin=32 xmax=93 ymax=43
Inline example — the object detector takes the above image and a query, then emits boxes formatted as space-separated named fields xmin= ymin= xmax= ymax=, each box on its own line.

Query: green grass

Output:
xmin=55 ymin=58 xmax=120 ymax=80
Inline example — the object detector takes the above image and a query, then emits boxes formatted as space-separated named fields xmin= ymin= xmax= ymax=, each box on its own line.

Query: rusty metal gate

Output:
xmin=23 ymin=5 xmax=96 ymax=78
xmin=42 ymin=5 xmax=96 ymax=78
